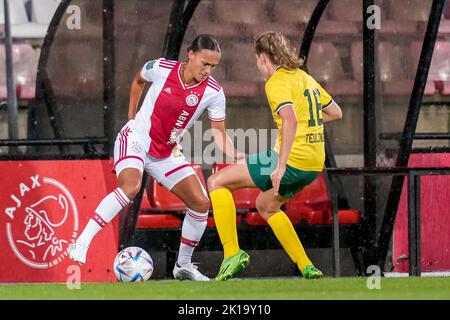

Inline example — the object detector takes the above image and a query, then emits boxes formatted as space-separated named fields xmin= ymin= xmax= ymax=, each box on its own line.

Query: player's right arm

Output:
xmin=315 ymin=82 xmax=343 ymax=123
xmin=128 ymin=72 xmax=147 ymax=120
xmin=128 ymin=59 xmax=160 ymax=120
xmin=322 ymin=101 xmax=343 ymax=123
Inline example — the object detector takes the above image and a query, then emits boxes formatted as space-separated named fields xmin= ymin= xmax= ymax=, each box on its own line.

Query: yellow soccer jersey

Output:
xmin=265 ymin=67 xmax=333 ymax=171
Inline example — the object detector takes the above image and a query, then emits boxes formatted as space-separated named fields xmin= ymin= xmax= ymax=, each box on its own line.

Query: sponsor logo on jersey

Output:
xmin=164 ymin=87 xmax=172 ymax=94
xmin=168 ymin=110 xmax=190 ymax=145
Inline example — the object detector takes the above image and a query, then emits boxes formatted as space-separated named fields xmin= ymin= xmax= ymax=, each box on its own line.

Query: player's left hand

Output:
xmin=271 ymin=166 xmax=286 ymax=197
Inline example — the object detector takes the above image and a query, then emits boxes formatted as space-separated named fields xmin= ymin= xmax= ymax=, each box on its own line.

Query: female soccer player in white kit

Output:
xmin=69 ymin=35 xmax=242 ymax=281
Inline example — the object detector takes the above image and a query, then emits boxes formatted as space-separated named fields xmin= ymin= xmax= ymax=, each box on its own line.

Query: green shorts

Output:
xmin=246 ymin=149 xmax=320 ymax=199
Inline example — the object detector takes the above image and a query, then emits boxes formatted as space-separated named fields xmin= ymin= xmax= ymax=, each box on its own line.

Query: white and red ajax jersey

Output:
xmin=131 ymin=58 xmax=226 ymax=159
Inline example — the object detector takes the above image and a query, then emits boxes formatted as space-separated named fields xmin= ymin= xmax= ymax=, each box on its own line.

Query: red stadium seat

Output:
xmin=285 ymin=173 xmax=331 ymax=213
xmin=226 ymin=42 xmax=265 ymax=97
xmin=388 ymin=0 xmax=431 ymax=22
xmin=148 ymin=177 xmax=187 ymax=211
xmin=380 ymin=0 xmax=431 ymax=35
xmin=15 ymin=44 xmax=38 ymax=100
xmin=352 ymin=41 xmax=435 ymax=95
xmin=147 ymin=163 xmax=206 ymax=211
xmin=245 ymin=210 xmax=303 ymax=226
xmin=317 ymin=0 xmax=362 ymax=36
xmin=410 ymin=41 xmax=450 ymax=95
xmin=302 ymin=209 xmax=361 ymax=225
xmin=245 ymin=211 xmax=267 ymax=226
xmin=212 ymin=163 xmax=261 ymax=210
xmin=0 ymin=43 xmax=38 ymax=100
xmin=207 ymin=215 xmax=243 ymax=228
xmin=141 ymin=188 xmax=151 ymax=209
xmin=327 ymin=0 xmax=362 ymax=22
xmin=308 ymin=42 xmax=360 ymax=96
xmin=213 ymin=0 xmax=270 ymax=25
xmin=272 ymin=0 xmax=319 ymax=24
xmin=136 ymin=214 xmax=182 ymax=229
xmin=221 ymin=81 xmax=262 ymax=98
xmin=284 ymin=174 xmax=360 ymax=225
xmin=228 ymin=42 xmax=265 ymax=83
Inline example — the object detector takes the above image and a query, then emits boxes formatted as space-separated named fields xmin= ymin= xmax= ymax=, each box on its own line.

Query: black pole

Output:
xmin=331 ymin=175 xmax=340 ymax=277
xmin=362 ymin=0 xmax=378 ymax=268
xmin=4 ymin=0 xmax=19 ymax=154
xmin=164 ymin=0 xmax=201 ymax=60
xmin=299 ymin=0 xmax=330 ymax=65
xmin=33 ymin=0 xmax=71 ymax=153
xmin=103 ymin=0 xmax=115 ymax=156
xmin=377 ymin=0 xmax=445 ymax=271
xmin=407 ymin=172 xmax=421 ymax=276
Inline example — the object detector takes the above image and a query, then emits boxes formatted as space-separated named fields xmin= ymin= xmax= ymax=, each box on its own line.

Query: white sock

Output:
xmin=77 ymin=187 xmax=130 ymax=247
xmin=177 ymin=208 xmax=208 ymax=267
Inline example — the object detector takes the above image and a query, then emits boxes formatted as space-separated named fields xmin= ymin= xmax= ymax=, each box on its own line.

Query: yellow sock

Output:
xmin=267 ymin=210 xmax=312 ymax=272
xmin=209 ymin=188 xmax=240 ymax=257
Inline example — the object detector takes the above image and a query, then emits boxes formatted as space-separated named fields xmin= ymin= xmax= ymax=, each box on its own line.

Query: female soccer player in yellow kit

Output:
xmin=207 ymin=31 xmax=343 ymax=280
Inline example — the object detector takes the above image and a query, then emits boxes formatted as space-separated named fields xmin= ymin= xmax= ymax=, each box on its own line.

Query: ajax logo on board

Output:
xmin=3 ymin=175 xmax=79 ymax=269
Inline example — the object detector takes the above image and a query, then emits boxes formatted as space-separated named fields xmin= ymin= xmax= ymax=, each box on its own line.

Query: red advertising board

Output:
xmin=0 ymin=160 xmax=119 ymax=283
xmin=393 ymin=153 xmax=450 ymax=272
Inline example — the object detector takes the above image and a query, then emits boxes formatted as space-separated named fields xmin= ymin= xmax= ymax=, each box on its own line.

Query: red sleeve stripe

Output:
xmin=160 ymin=58 xmax=177 ymax=65
xmin=160 ymin=62 xmax=176 ymax=69
xmin=208 ymin=81 xmax=221 ymax=91
xmin=208 ymin=78 xmax=221 ymax=88
xmin=160 ymin=64 xmax=174 ymax=70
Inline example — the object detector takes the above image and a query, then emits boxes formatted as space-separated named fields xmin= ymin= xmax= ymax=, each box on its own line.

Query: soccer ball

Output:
xmin=113 ymin=246 xmax=154 ymax=282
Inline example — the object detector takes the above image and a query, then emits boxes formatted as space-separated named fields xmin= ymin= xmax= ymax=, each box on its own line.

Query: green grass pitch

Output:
xmin=1 ymin=276 xmax=450 ymax=300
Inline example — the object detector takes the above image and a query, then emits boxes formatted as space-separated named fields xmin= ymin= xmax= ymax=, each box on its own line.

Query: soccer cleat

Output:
xmin=215 ymin=249 xmax=250 ymax=281
xmin=68 ymin=241 xmax=89 ymax=265
xmin=302 ymin=265 xmax=323 ymax=279
xmin=173 ymin=263 xmax=210 ymax=281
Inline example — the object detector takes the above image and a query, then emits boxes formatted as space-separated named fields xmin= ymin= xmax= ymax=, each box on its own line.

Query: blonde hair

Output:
xmin=254 ymin=31 xmax=304 ymax=70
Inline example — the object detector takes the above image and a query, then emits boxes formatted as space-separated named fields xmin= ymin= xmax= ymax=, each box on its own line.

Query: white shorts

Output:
xmin=113 ymin=124 xmax=195 ymax=190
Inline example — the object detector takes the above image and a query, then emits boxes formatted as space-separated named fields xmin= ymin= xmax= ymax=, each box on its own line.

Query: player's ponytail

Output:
xmin=254 ymin=31 xmax=303 ymax=70
xmin=188 ymin=34 xmax=221 ymax=53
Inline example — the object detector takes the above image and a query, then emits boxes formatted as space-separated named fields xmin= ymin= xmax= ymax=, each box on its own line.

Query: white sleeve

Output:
xmin=140 ymin=58 xmax=161 ymax=82
xmin=207 ymin=88 xmax=226 ymax=121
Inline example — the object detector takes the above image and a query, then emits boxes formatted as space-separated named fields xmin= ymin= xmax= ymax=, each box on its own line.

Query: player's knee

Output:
xmin=119 ymin=181 xmax=141 ymax=200
xmin=255 ymin=199 xmax=272 ymax=221
xmin=207 ymin=173 xmax=222 ymax=191
xmin=189 ymin=195 xmax=210 ymax=213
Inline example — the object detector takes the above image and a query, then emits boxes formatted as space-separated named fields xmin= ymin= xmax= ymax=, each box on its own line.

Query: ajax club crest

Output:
xmin=3 ymin=175 xmax=78 ymax=269
xmin=186 ymin=93 xmax=199 ymax=107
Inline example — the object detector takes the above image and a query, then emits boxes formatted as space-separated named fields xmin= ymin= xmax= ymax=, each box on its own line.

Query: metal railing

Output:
xmin=326 ymin=167 xmax=450 ymax=277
